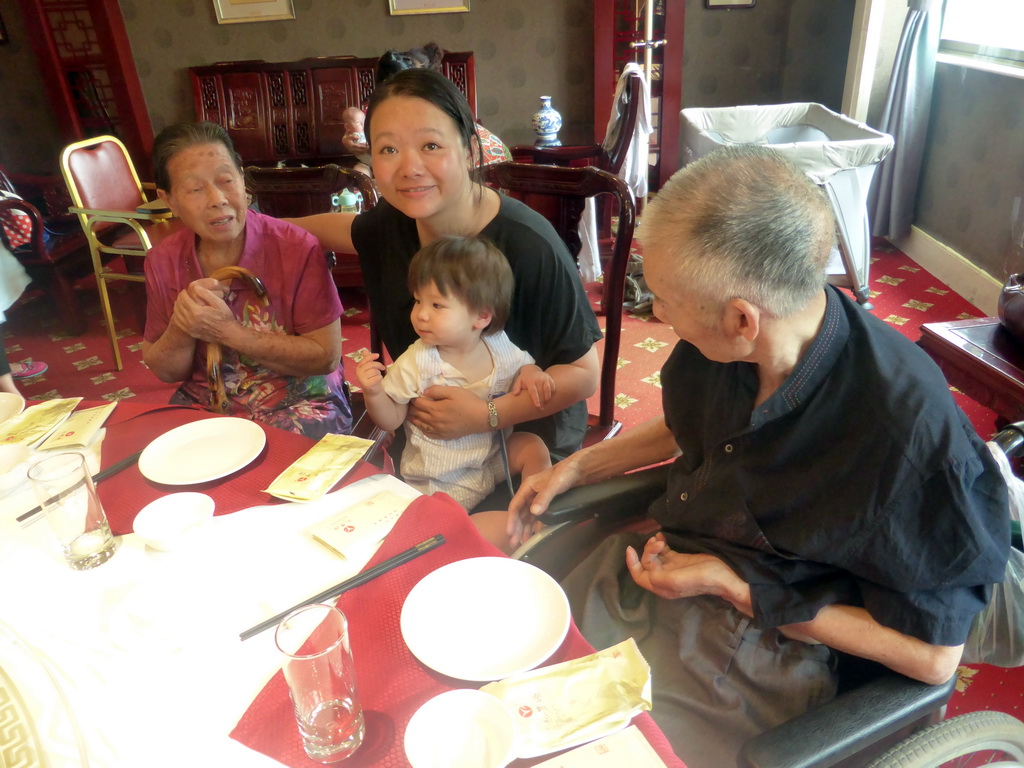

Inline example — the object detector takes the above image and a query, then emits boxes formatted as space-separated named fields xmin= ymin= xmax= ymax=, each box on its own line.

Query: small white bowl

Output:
xmin=133 ymin=492 xmax=215 ymax=551
xmin=0 ymin=443 xmax=31 ymax=497
xmin=404 ymin=689 xmax=517 ymax=768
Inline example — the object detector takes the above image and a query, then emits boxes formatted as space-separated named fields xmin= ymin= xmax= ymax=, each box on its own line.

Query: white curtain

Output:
xmin=867 ymin=0 xmax=942 ymax=239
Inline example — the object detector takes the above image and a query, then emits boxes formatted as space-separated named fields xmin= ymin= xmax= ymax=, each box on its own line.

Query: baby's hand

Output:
xmin=512 ymin=365 xmax=556 ymax=409
xmin=355 ymin=352 xmax=386 ymax=395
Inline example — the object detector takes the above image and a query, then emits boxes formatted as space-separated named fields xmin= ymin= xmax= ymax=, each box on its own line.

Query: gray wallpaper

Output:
xmin=917 ymin=64 xmax=1024 ymax=280
xmin=1 ymin=0 xmax=1020 ymax=284
xmin=0 ymin=0 xmax=64 ymax=171
xmin=121 ymin=0 xmax=594 ymax=148
xmin=680 ymin=0 xmax=854 ymax=113
xmin=2 ymin=0 xmax=852 ymax=174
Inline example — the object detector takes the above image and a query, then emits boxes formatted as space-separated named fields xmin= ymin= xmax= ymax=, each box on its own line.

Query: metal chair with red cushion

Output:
xmin=60 ymin=135 xmax=184 ymax=370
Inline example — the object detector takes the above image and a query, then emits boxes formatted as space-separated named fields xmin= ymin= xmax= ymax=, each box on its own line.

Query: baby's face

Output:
xmin=343 ymin=110 xmax=364 ymax=133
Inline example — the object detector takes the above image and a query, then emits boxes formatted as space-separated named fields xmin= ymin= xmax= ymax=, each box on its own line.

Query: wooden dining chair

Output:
xmin=0 ymin=167 xmax=92 ymax=335
xmin=60 ymin=135 xmax=183 ymax=370
xmin=481 ymin=162 xmax=636 ymax=446
xmin=244 ymin=164 xmax=378 ymax=289
xmin=511 ymin=68 xmax=643 ymax=247
xmin=510 ymin=70 xmax=642 ymax=176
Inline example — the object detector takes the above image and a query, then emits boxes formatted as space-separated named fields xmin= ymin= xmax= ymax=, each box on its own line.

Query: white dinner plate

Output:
xmin=138 ymin=417 xmax=266 ymax=485
xmin=401 ymin=557 xmax=570 ymax=682
xmin=0 ymin=392 xmax=25 ymax=425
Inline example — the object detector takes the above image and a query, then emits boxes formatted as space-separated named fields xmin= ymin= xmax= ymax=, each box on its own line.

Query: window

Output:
xmin=941 ymin=0 xmax=1024 ymax=67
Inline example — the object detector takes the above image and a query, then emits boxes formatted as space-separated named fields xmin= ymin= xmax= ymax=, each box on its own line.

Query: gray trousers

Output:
xmin=561 ymin=532 xmax=839 ymax=768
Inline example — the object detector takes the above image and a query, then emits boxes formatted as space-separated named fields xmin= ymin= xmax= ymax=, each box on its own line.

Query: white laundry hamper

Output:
xmin=680 ymin=103 xmax=894 ymax=308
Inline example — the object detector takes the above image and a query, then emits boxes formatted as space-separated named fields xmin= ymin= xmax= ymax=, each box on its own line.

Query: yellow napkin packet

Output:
xmin=264 ymin=433 xmax=375 ymax=502
xmin=532 ymin=725 xmax=667 ymax=767
xmin=481 ymin=638 xmax=652 ymax=758
xmin=37 ymin=402 xmax=116 ymax=451
xmin=306 ymin=489 xmax=412 ymax=560
xmin=0 ymin=397 xmax=82 ymax=448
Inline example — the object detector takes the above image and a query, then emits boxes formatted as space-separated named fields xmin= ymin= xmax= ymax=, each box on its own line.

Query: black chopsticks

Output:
xmin=239 ymin=533 xmax=446 ymax=641
xmin=16 ymin=448 xmax=145 ymax=525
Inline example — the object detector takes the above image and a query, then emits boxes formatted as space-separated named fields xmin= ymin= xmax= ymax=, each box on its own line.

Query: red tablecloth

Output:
xmin=94 ymin=402 xmax=379 ymax=536
xmin=230 ymin=493 xmax=685 ymax=768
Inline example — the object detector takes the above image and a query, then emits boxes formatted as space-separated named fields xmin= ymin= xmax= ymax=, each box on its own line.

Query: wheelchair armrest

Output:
xmin=738 ymin=673 xmax=955 ymax=768
xmin=537 ymin=464 xmax=671 ymax=525
xmin=992 ymin=420 xmax=1024 ymax=458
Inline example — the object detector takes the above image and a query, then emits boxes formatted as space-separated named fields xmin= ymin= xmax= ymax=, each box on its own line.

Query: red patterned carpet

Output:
xmin=2 ymin=238 xmax=1020 ymax=722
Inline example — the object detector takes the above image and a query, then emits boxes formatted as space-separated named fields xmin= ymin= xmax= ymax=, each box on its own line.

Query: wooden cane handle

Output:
xmin=209 ymin=266 xmax=269 ymax=306
xmin=205 ymin=266 xmax=268 ymax=413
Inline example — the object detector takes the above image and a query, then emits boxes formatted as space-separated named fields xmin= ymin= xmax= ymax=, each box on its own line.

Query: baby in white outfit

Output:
xmin=356 ymin=236 xmax=554 ymax=544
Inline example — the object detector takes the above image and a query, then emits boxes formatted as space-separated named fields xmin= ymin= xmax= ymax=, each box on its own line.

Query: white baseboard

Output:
xmin=891 ymin=227 xmax=1002 ymax=317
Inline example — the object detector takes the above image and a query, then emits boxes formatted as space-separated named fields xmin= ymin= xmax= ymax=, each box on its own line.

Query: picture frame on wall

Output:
xmin=213 ymin=0 xmax=295 ymax=24
xmin=705 ymin=0 xmax=755 ymax=7
xmin=388 ymin=0 xmax=470 ymax=15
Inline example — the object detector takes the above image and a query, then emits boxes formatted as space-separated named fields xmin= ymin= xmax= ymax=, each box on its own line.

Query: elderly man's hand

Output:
xmin=171 ymin=279 xmax=235 ymax=343
xmin=507 ymin=457 xmax=584 ymax=547
xmin=626 ymin=533 xmax=753 ymax=615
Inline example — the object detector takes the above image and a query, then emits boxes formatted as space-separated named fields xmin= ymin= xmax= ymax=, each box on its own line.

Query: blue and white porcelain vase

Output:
xmin=531 ymin=95 xmax=563 ymax=146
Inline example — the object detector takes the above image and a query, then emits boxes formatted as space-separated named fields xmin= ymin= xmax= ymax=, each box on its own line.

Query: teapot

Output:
xmin=998 ymin=273 xmax=1024 ymax=340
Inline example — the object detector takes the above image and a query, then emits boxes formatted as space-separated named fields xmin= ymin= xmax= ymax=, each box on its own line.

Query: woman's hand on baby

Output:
xmin=410 ymin=386 xmax=485 ymax=440
xmin=354 ymin=352 xmax=386 ymax=395
xmin=513 ymin=365 xmax=556 ymax=409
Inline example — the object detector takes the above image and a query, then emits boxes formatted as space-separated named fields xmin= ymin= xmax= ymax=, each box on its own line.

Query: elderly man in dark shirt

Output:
xmin=509 ymin=144 xmax=1010 ymax=768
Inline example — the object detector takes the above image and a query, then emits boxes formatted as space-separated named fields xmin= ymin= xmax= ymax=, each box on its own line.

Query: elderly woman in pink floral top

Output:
xmin=142 ymin=121 xmax=351 ymax=439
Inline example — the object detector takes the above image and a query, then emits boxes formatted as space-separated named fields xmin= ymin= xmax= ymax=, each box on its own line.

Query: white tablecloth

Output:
xmin=0 ymin=473 xmax=419 ymax=767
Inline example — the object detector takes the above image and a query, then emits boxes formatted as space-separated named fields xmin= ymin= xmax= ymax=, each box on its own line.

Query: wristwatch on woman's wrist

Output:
xmin=487 ymin=399 xmax=499 ymax=430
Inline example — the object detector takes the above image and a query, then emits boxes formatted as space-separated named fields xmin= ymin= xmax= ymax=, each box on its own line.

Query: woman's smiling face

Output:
xmin=368 ymin=95 xmax=474 ymax=224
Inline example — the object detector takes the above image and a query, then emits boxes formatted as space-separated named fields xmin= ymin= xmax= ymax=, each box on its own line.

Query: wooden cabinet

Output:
xmin=190 ymin=53 xmax=477 ymax=168
xmin=593 ymin=0 xmax=685 ymax=192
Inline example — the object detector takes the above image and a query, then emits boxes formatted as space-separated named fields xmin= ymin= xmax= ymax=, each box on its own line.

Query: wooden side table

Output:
xmin=918 ymin=317 xmax=1024 ymax=425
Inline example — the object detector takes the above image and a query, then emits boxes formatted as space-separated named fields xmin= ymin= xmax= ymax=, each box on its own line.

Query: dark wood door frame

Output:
xmin=17 ymin=0 xmax=153 ymax=168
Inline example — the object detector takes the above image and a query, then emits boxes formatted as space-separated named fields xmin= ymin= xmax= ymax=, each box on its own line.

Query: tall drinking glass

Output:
xmin=275 ymin=604 xmax=364 ymax=763
xmin=27 ymin=452 xmax=118 ymax=570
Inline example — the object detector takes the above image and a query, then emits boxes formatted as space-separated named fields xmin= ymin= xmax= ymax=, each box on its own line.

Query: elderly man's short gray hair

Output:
xmin=642 ymin=144 xmax=836 ymax=320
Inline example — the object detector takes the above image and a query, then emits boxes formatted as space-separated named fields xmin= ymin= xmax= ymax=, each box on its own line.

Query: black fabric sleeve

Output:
xmin=485 ymin=198 xmax=602 ymax=369
xmin=748 ymin=449 xmax=1010 ymax=645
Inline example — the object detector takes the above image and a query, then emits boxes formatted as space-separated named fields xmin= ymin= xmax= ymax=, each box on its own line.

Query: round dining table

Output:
xmin=0 ymin=400 xmax=685 ymax=767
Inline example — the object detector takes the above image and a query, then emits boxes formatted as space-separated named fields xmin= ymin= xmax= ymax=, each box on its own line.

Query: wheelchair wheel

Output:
xmin=866 ymin=711 xmax=1024 ymax=767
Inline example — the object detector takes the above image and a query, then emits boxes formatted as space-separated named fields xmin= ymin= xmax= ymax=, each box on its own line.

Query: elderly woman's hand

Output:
xmin=170 ymin=279 xmax=236 ymax=343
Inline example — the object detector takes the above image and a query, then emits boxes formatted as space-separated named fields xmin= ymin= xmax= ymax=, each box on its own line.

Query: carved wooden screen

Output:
xmin=191 ymin=52 xmax=476 ymax=167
